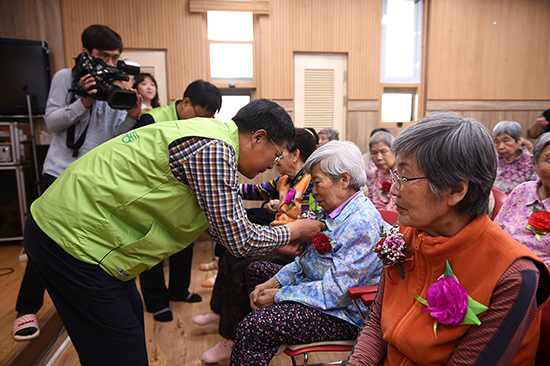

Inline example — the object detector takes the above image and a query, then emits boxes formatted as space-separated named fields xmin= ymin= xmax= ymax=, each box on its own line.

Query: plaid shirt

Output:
xmin=168 ymin=136 xmax=291 ymax=257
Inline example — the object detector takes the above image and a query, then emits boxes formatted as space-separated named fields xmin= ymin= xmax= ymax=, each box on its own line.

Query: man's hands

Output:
xmin=286 ymin=219 xmax=326 ymax=243
xmin=250 ymin=277 xmax=281 ymax=310
xmin=275 ymin=239 xmax=306 ymax=256
xmin=528 ymin=116 xmax=549 ymax=139
xmin=79 ymin=74 xmax=96 ymax=108
xmin=78 ymin=74 xmax=142 ymax=120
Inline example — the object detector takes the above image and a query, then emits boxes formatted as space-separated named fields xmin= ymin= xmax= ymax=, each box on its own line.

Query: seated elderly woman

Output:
xmin=494 ymin=132 xmax=550 ymax=268
xmin=318 ymin=127 xmax=339 ymax=146
xmin=341 ymin=112 xmax=550 ymax=366
xmin=368 ymin=130 xmax=397 ymax=210
xmin=229 ymin=140 xmax=387 ymax=366
xmin=493 ymin=120 xmax=538 ymax=193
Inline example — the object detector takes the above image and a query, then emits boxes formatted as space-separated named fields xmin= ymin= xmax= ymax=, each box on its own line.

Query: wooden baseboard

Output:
xmin=5 ymin=310 xmax=64 ymax=366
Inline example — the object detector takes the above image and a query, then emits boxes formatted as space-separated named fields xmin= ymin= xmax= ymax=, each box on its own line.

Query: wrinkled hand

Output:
xmin=275 ymin=239 xmax=305 ymax=256
xmin=250 ymin=278 xmax=281 ymax=310
xmin=250 ymin=288 xmax=279 ymax=310
xmin=126 ymin=89 xmax=143 ymax=120
xmin=266 ymin=199 xmax=280 ymax=214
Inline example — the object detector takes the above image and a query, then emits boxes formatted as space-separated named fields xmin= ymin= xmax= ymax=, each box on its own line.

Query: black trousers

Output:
xmin=24 ymin=214 xmax=148 ymax=366
xmin=15 ymin=173 xmax=56 ymax=315
xmin=138 ymin=245 xmax=194 ymax=313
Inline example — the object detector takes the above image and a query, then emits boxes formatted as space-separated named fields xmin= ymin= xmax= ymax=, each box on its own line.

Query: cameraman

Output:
xmin=12 ymin=24 xmax=141 ymax=341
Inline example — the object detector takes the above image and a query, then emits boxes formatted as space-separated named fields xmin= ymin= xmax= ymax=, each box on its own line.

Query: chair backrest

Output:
xmin=378 ymin=209 xmax=399 ymax=225
xmin=491 ymin=187 xmax=507 ymax=220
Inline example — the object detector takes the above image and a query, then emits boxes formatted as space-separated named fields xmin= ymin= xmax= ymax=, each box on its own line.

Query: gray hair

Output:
xmin=318 ymin=128 xmax=339 ymax=141
xmin=304 ymin=140 xmax=366 ymax=189
xmin=391 ymin=111 xmax=497 ymax=217
xmin=492 ymin=120 xmax=523 ymax=141
xmin=533 ymin=132 xmax=550 ymax=167
xmin=369 ymin=131 xmax=395 ymax=149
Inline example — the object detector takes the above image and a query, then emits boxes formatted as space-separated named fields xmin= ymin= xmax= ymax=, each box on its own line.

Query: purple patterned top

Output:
xmin=494 ymin=179 xmax=550 ymax=267
xmin=365 ymin=158 xmax=377 ymax=190
xmin=367 ymin=168 xmax=396 ymax=211
xmin=494 ymin=145 xmax=538 ymax=194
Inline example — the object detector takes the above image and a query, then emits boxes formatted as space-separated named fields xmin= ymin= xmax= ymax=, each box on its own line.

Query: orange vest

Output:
xmin=381 ymin=215 xmax=550 ymax=366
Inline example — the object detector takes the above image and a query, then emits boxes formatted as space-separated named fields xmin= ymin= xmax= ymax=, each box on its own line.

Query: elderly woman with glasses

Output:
xmin=494 ymin=132 xmax=550 ymax=268
xmin=342 ymin=112 xmax=550 ymax=366
xmin=368 ymin=130 xmax=397 ymax=210
xmin=229 ymin=141 xmax=386 ymax=366
xmin=493 ymin=120 xmax=538 ymax=194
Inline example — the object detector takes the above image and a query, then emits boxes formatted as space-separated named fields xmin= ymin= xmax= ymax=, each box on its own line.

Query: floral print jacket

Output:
xmin=274 ymin=191 xmax=387 ymax=328
xmin=494 ymin=145 xmax=538 ymax=194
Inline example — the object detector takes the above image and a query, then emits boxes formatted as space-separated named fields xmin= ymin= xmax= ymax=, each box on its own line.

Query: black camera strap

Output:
xmin=66 ymin=108 xmax=91 ymax=157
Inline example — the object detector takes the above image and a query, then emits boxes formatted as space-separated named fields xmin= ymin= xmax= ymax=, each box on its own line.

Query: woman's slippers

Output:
xmin=13 ymin=314 xmax=40 ymax=341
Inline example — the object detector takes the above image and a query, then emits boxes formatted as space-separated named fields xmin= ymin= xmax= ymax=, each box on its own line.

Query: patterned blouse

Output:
xmin=368 ymin=168 xmax=397 ymax=210
xmin=494 ymin=179 xmax=550 ymax=268
xmin=494 ymin=145 xmax=538 ymax=194
xmin=274 ymin=191 xmax=387 ymax=328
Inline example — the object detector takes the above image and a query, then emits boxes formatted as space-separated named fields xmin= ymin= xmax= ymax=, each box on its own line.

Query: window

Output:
xmin=207 ymin=11 xmax=254 ymax=85
xmin=380 ymin=0 xmax=423 ymax=83
xmin=381 ymin=87 xmax=418 ymax=123
xmin=215 ymin=89 xmax=251 ymax=122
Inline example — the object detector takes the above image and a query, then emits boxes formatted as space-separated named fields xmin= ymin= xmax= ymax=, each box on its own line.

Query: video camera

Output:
xmin=71 ymin=52 xmax=140 ymax=110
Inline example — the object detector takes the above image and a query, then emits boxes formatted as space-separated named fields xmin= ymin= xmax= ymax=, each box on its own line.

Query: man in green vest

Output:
xmin=23 ymin=98 xmax=325 ymax=366
xmin=136 ymin=80 xmax=223 ymax=322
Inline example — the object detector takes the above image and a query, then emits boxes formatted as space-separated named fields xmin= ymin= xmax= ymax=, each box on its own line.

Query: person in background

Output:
xmin=362 ymin=128 xmax=391 ymax=193
xmin=229 ymin=141 xmax=386 ymax=366
xmin=12 ymin=24 xmax=141 ymax=341
xmin=492 ymin=120 xmax=538 ymax=194
xmin=135 ymin=79 xmax=222 ymax=322
xmin=342 ymin=112 xmax=550 ymax=366
xmin=23 ymin=99 xmax=325 ymax=366
xmin=133 ymin=73 xmax=160 ymax=116
xmin=494 ymin=132 xmax=550 ymax=268
xmin=527 ymin=109 xmax=550 ymax=139
xmin=195 ymin=127 xmax=318 ymax=363
xmin=367 ymin=130 xmax=397 ymax=210
xmin=318 ymin=127 xmax=339 ymax=146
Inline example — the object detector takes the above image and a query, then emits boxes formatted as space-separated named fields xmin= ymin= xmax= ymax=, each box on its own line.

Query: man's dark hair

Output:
xmin=81 ymin=24 xmax=123 ymax=53
xmin=370 ymin=127 xmax=390 ymax=137
xmin=232 ymin=99 xmax=295 ymax=145
xmin=184 ymin=80 xmax=222 ymax=116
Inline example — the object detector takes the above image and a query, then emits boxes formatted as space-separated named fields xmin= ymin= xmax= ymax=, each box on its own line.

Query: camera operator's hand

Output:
xmin=79 ymin=74 xmax=97 ymax=108
xmin=126 ymin=89 xmax=143 ymax=120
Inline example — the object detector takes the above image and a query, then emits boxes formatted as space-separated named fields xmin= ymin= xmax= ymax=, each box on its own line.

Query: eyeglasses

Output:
xmin=191 ymin=102 xmax=214 ymax=119
xmin=268 ymin=136 xmax=284 ymax=164
xmin=390 ymin=170 xmax=428 ymax=190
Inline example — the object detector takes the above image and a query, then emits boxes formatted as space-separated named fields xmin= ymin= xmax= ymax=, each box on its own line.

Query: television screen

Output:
xmin=0 ymin=38 xmax=51 ymax=116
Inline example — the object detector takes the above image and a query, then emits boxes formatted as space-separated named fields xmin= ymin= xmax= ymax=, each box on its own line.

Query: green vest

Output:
xmin=145 ymin=99 xmax=180 ymax=122
xmin=31 ymin=118 xmax=239 ymax=281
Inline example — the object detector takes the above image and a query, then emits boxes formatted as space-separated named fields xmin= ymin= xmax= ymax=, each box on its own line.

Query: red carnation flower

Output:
xmin=381 ymin=181 xmax=392 ymax=193
xmin=312 ymin=233 xmax=332 ymax=254
xmin=529 ymin=210 xmax=550 ymax=232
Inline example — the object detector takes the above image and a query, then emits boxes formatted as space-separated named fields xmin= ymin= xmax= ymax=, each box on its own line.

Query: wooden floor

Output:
xmin=0 ymin=240 xmax=349 ymax=366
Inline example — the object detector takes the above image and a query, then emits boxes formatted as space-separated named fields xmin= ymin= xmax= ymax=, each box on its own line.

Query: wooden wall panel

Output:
xmin=427 ymin=0 xmax=550 ymax=100
xmin=426 ymin=100 xmax=548 ymax=136
xmin=257 ymin=0 xmax=381 ymax=100
xmin=0 ymin=0 xmax=65 ymax=74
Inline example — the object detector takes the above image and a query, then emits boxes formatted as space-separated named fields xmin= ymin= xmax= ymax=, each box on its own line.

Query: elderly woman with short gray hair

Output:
xmin=495 ymin=132 xmax=550 ymax=268
xmin=342 ymin=112 xmax=550 ymax=366
xmin=318 ymin=127 xmax=339 ymax=146
xmin=368 ymin=130 xmax=397 ymax=210
xmin=229 ymin=140 xmax=386 ymax=366
xmin=493 ymin=120 xmax=538 ymax=193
